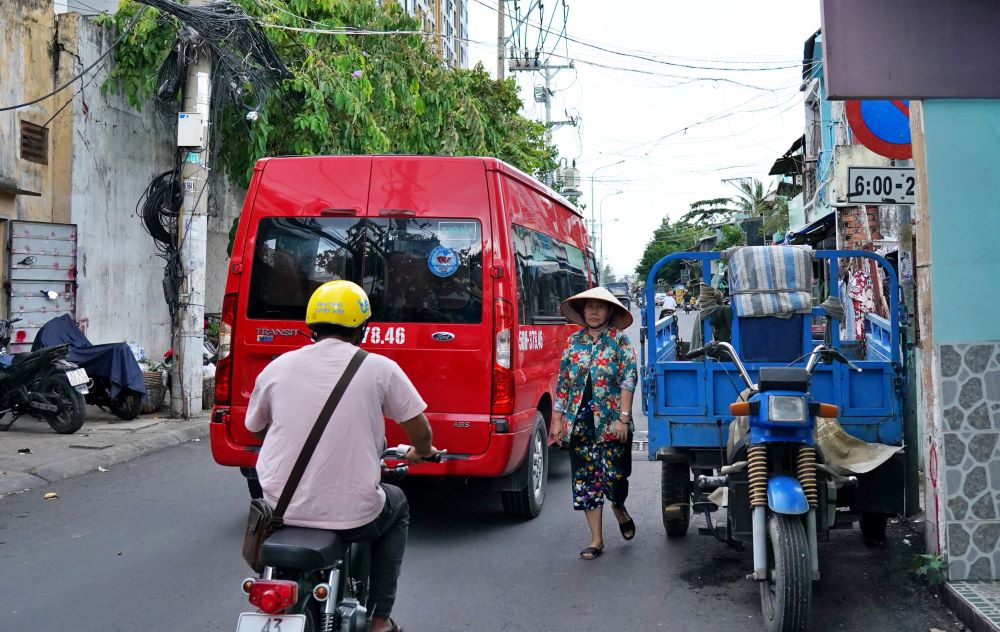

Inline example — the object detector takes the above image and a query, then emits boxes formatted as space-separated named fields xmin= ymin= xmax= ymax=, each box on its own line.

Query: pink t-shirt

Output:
xmin=245 ymin=338 xmax=426 ymax=530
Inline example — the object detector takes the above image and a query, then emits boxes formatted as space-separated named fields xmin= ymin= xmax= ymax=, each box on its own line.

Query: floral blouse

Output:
xmin=554 ymin=327 xmax=638 ymax=443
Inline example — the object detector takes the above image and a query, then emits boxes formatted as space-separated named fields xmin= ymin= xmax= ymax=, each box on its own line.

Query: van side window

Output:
xmin=512 ymin=224 xmax=588 ymax=325
xmin=247 ymin=217 xmax=363 ymax=320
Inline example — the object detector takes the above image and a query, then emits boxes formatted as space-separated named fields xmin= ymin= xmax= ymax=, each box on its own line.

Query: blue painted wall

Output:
xmin=922 ymin=100 xmax=1000 ymax=343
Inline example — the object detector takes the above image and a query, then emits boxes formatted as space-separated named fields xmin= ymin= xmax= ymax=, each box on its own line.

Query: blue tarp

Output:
xmin=32 ymin=315 xmax=145 ymax=397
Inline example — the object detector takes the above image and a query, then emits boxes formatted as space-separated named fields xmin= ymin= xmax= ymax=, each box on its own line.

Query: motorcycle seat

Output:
xmin=260 ymin=527 xmax=347 ymax=571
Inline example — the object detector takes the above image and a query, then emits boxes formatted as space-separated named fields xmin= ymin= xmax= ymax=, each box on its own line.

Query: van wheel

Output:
xmin=501 ymin=412 xmax=547 ymax=519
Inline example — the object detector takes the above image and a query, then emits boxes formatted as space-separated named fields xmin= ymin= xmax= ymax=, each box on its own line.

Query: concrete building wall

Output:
xmin=206 ymin=171 xmax=246 ymax=314
xmin=57 ymin=14 xmax=175 ymax=355
xmin=0 ymin=0 xmax=61 ymax=222
xmin=917 ymin=99 xmax=1000 ymax=580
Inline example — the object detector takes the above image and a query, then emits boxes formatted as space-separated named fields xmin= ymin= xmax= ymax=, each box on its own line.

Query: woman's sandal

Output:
xmin=579 ymin=546 xmax=603 ymax=560
xmin=615 ymin=506 xmax=636 ymax=541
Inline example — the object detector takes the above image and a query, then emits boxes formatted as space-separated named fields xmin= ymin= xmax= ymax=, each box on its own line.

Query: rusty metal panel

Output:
xmin=8 ymin=221 xmax=77 ymax=353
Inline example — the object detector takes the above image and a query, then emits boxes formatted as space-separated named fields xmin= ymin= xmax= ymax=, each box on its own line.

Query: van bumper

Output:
xmin=210 ymin=408 xmax=259 ymax=468
xmin=211 ymin=406 xmax=535 ymax=478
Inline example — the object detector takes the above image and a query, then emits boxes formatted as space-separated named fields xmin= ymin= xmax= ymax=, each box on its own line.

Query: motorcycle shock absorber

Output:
xmin=797 ymin=446 xmax=818 ymax=507
xmin=747 ymin=444 xmax=768 ymax=508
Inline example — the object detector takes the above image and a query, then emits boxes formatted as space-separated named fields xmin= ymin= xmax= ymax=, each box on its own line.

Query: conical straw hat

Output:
xmin=560 ymin=286 xmax=633 ymax=329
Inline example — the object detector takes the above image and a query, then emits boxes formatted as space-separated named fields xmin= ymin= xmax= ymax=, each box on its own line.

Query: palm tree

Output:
xmin=732 ymin=178 xmax=772 ymax=217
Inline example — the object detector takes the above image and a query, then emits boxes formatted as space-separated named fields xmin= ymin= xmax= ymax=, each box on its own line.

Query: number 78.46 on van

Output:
xmin=847 ymin=166 xmax=916 ymax=205
xmin=211 ymin=155 xmax=598 ymax=519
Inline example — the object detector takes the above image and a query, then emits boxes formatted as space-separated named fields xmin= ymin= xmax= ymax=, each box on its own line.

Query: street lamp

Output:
xmin=599 ymin=190 xmax=623 ymax=275
xmin=590 ymin=159 xmax=625 ymax=239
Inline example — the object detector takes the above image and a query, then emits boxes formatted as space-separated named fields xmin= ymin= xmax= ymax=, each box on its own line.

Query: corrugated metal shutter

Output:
xmin=7 ymin=221 xmax=77 ymax=353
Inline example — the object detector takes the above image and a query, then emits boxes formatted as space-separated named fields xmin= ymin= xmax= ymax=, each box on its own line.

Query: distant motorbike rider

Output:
xmin=245 ymin=280 xmax=436 ymax=632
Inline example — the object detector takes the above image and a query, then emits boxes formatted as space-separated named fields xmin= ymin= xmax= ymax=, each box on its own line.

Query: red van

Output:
xmin=211 ymin=156 xmax=595 ymax=517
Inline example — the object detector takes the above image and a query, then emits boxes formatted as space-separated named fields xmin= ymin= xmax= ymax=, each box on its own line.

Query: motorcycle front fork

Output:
xmin=751 ymin=507 xmax=820 ymax=581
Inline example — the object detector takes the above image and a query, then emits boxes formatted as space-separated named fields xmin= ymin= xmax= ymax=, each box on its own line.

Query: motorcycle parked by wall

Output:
xmin=0 ymin=318 xmax=90 ymax=434
xmin=685 ymin=341 xmax=860 ymax=632
xmin=235 ymin=446 xmax=444 ymax=632
xmin=33 ymin=315 xmax=146 ymax=421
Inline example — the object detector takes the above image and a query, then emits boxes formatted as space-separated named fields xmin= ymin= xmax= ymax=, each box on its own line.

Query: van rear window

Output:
xmin=246 ymin=217 xmax=483 ymax=324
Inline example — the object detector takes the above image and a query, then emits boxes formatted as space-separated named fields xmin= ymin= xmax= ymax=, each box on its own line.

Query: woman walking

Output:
xmin=548 ymin=287 xmax=638 ymax=560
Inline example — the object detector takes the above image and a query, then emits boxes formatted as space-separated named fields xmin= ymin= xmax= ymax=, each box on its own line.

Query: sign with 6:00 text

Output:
xmin=847 ymin=166 xmax=916 ymax=205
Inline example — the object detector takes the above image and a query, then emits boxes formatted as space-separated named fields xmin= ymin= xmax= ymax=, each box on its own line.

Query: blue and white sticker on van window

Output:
xmin=428 ymin=245 xmax=460 ymax=277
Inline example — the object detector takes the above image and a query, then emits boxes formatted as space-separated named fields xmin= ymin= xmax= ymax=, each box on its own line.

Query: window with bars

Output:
xmin=20 ymin=121 xmax=48 ymax=165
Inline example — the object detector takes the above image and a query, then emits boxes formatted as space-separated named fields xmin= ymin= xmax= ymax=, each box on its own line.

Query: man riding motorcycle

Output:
xmin=245 ymin=280 xmax=437 ymax=632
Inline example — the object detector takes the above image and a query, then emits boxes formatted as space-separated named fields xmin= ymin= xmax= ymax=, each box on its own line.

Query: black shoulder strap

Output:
xmin=273 ymin=348 xmax=369 ymax=521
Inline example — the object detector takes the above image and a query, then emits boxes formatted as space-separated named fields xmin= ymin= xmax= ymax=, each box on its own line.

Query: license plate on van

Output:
xmin=235 ymin=612 xmax=306 ymax=632
xmin=65 ymin=368 xmax=89 ymax=386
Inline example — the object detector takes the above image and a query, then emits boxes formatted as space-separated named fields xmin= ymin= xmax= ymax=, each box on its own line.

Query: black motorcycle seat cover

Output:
xmin=260 ymin=527 xmax=347 ymax=570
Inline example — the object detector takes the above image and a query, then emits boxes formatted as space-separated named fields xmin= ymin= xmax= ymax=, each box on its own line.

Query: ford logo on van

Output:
xmin=431 ymin=332 xmax=455 ymax=342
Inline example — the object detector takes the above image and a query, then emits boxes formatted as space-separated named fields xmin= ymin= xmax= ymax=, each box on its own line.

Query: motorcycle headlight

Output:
xmin=768 ymin=395 xmax=807 ymax=423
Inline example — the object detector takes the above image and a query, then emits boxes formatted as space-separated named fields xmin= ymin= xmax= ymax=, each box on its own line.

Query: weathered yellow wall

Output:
xmin=0 ymin=0 xmax=58 ymax=223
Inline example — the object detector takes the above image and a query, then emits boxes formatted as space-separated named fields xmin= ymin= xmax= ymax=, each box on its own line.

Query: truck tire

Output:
xmin=501 ymin=412 xmax=548 ymax=519
xmin=859 ymin=513 xmax=888 ymax=545
xmin=760 ymin=514 xmax=811 ymax=632
xmin=661 ymin=460 xmax=691 ymax=537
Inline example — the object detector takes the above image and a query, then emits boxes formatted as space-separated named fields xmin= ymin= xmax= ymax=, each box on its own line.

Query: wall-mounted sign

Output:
xmin=846 ymin=100 xmax=912 ymax=159
xmin=847 ymin=167 xmax=916 ymax=205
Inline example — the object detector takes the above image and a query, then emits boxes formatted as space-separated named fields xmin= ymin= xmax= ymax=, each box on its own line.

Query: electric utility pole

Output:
xmin=496 ymin=0 xmax=505 ymax=80
xmin=173 ymin=8 xmax=211 ymax=418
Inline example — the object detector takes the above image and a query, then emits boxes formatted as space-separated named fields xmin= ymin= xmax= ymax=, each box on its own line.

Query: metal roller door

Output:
xmin=7 ymin=221 xmax=77 ymax=353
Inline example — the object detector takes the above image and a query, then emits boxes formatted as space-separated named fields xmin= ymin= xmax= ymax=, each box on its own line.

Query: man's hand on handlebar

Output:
xmin=404 ymin=446 xmax=441 ymax=464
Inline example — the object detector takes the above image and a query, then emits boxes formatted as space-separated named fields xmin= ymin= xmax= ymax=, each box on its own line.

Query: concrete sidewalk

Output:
xmin=0 ymin=405 xmax=208 ymax=497
xmin=945 ymin=581 xmax=1000 ymax=632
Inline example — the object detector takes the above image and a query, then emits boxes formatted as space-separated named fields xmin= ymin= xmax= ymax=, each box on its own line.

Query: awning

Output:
xmin=768 ymin=135 xmax=805 ymax=176
xmin=786 ymin=211 xmax=835 ymax=245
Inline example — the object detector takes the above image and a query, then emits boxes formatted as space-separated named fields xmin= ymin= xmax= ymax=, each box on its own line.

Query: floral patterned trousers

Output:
xmin=569 ymin=403 xmax=632 ymax=511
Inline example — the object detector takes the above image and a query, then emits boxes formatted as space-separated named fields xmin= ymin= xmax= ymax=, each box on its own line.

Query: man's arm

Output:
xmin=397 ymin=413 xmax=434 ymax=463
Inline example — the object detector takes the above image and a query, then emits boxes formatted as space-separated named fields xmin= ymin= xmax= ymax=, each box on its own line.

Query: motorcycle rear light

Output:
xmin=215 ymin=292 xmax=237 ymax=406
xmin=248 ymin=579 xmax=298 ymax=614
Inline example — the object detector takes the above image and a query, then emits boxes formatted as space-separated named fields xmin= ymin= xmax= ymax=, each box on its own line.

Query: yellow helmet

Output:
xmin=305 ymin=280 xmax=371 ymax=328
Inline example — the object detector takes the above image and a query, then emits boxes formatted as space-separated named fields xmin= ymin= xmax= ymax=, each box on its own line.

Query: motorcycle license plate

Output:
xmin=65 ymin=368 xmax=89 ymax=387
xmin=235 ymin=612 xmax=306 ymax=632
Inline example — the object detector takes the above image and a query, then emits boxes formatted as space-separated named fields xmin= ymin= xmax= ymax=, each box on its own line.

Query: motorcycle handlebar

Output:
xmin=381 ymin=445 xmax=447 ymax=463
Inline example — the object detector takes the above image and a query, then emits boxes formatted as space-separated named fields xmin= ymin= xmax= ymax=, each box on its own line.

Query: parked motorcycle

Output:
xmin=685 ymin=341 xmax=859 ymax=632
xmin=0 ymin=319 xmax=90 ymax=434
xmin=33 ymin=315 xmax=146 ymax=421
xmin=235 ymin=446 xmax=444 ymax=632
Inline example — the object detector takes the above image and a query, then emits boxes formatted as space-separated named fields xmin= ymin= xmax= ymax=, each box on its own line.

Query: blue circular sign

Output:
xmin=428 ymin=245 xmax=460 ymax=277
xmin=847 ymin=100 xmax=912 ymax=159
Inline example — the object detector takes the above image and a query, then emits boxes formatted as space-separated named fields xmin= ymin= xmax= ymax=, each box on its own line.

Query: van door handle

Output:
xmin=321 ymin=207 xmax=360 ymax=216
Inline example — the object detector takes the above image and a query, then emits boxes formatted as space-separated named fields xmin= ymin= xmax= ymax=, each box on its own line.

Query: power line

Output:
xmin=0 ymin=9 xmax=146 ymax=112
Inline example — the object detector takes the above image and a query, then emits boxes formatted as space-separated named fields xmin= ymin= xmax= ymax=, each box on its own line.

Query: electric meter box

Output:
xmin=177 ymin=112 xmax=205 ymax=147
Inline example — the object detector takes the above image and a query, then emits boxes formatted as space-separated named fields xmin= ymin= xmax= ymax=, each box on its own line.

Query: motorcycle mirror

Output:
xmin=18 ymin=256 xmax=37 ymax=266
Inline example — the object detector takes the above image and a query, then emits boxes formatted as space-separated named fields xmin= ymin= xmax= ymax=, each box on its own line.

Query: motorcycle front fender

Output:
xmin=767 ymin=474 xmax=809 ymax=515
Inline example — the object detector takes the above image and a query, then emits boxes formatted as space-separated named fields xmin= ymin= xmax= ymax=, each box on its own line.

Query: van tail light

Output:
xmin=215 ymin=292 xmax=237 ymax=406
xmin=247 ymin=579 xmax=298 ymax=614
xmin=492 ymin=298 xmax=515 ymax=415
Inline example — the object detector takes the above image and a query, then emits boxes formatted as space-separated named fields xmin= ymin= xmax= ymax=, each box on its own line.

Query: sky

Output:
xmin=465 ymin=0 xmax=822 ymax=280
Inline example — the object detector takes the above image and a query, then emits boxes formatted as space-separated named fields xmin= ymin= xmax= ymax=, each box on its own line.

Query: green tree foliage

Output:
xmin=601 ymin=263 xmax=615 ymax=283
xmin=680 ymin=197 xmax=738 ymax=226
xmin=635 ymin=217 xmax=702 ymax=284
xmin=99 ymin=0 xmax=558 ymax=185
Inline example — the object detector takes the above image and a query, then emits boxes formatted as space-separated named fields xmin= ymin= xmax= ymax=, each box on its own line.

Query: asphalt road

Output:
xmin=0 ymin=440 xmax=960 ymax=632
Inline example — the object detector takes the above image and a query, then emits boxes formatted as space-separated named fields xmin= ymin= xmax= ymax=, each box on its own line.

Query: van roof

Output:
xmin=254 ymin=155 xmax=584 ymax=218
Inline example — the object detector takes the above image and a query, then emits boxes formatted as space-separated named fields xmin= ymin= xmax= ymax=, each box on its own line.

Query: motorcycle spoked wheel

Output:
xmin=759 ymin=514 xmax=811 ymax=632
xmin=35 ymin=377 xmax=86 ymax=434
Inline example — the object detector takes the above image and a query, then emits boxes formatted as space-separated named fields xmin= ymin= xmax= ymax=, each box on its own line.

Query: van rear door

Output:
xmin=363 ymin=157 xmax=493 ymax=455
xmin=230 ymin=157 xmax=373 ymax=448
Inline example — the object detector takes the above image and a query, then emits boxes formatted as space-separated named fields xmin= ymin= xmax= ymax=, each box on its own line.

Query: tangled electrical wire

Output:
xmin=137 ymin=153 xmax=185 ymax=318
xmin=133 ymin=1 xmax=289 ymax=317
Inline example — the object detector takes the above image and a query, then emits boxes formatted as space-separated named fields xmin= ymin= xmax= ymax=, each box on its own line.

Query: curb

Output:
xmin=942 ymin=582 xmax=1000 ymax=632
xmin=0 ymin=421 xmax=210 ymax=497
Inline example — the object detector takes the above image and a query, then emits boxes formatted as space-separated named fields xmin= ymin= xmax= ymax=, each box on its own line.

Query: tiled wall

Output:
xmin=938 ymin=343 xmax=1000 ymax=580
